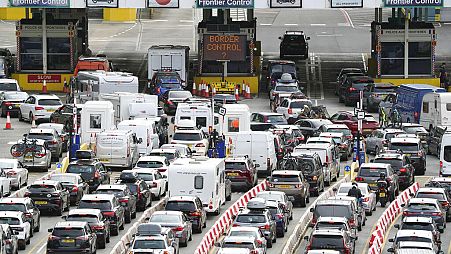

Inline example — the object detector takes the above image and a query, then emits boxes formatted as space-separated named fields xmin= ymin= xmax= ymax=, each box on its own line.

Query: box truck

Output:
xmin=148 ymin=45 xmax=190 ymax=86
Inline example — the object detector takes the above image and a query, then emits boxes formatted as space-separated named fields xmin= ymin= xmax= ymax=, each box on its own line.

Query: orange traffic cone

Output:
xmin=241 ymin=82 xmax=246 ymax=96
xmin=201 ymin=84 xmax=206 ymax=97
xmin=42 ymin=80 xmax=47 ymax=93
xmin=205 ymin=84 xmax=210 ymax=98
xmin=192 ymin=82 xmax=197 ymax=96
xmin=212 ymin=86 xmax=216 ymax=97
xmin=31 ymin=115 xmax=37 ymax=128
xmin=63 ymin=78 xmax=68 ymax=93
xmin=235 ymin=86 xmax=240 ymax=101
xmin=245 ymin=84 xmax=252 ymax=99
xmin=3 ymin=112 xmax=12 ymax=130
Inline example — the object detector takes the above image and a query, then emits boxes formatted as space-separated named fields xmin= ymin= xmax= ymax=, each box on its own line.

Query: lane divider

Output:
xmin=194 ymin=180 xmax=268 ymax=254
xmin=281 ymin=176 xmax=350 ymax=254
xmin=367 ymin=182 xmax=420 ymax=254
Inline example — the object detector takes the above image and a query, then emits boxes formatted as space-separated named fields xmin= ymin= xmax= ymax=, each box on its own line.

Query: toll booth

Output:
xmin=195 ymin=9 xmax=260 ymax=94
xmin=369 ymin=20 xmax=439 ymax=86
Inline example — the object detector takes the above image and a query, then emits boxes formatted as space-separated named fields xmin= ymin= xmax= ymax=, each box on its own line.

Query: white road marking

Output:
xmin=340 ymin=9 xmax=355 ymax=28
xmin=361 ymin=53 xmax=367 ymax=72
xmin=179 ymin=20 xmax=193 ymax=23
xmin=259 ymin=23 xmax=272 ymax=26
xmin=316 ymin=34 xmax=343 ymax=37
xmin=151 ymin=19 xmax=169 ymax=22
xmin=310 ymin=23 xmax=326 ymax=26
xmin=109 ymin=22 xmax=137 ymax=38
xmin=178 ymin=24 xmax=193 ymax=27
xmin=284 ymin=23 xmax=299 ymax=26
xmin=337 ymin=23 xmax=351 ymax=27
xmin=37 ymin=243 xmax=47 ymax=253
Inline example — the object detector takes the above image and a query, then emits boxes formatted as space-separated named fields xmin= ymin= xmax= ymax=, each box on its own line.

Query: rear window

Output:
xmin=98 ymin=136 xmax=125 ymax=147
xmin=52 ymin=228 xmax=84 ymax=237
xmin=236 ymin=214 xmax=266 ymax=223
xmin=67 ymin=165 xmax=95 ymax=174
xmin=136 ymin=161 xmax=163 ymax=168
xmin=165 ymin=201 xmax=196 ymax=212
xmin=352 ymin=82 xmax=371 ymax=90
xmin=0 ymin=83 xmax=18 ymax=91
xmin=374 ymin=86 xmax=396 ymax=92
xmin=408 ymin=203 xmax=437 ymax=210
xmin=4 ymin=92 xmax=27 ymax=100
xmin=283 ymin=35 xmax=305 ymax=43
xmin=271 ymin=174 xmax=300 ymax=183
xmin=38 ymin=99 xmax=62 ymax=106
xmin=148 ymin=152 xmax=175 ymax=161
xmin=266 ymin=115 xmax=286 ymax=123
xmin=95 ymin=189 xmax=124 ymax=197
xmin=149 ymin=214 xmax=181 ymax=224
xmin=327 ymin=128 xmax=351 ymax=136
xmin=315 ymin=205 xmax=351 ymax=218
xmin=29 ymin=185 xmax=56 ymax=192
xmin=229 ymin=231 xmax=258 ymax=238
xmin=222 ymin=242 xmax=254 ymax=249
xmin=27 ymin=133 xmax=53 ymax=140
xmin=172 ymin=132 xmax=202 ymax=141
xmin=0 ymin=203 xmax=26 ymax=212
xmin=316 ymin=221 xmax=347 ymax=231
xmin=136 ymin=173 xmax=154 ymax=181
xmin=401 ymin=222 xmax=433 ymax=231
xmin=78 ymin=200 xmax=112 ymax=211
xmin=0 ymin=217 xmax=19 ymax=225
xmin=275 ymin=86 xmax=298 ymax=92
xmin=359 ymin=167 xmax=386 ymax=177
xmin=290 ymin=101 xmax=312 ymax=108
xmin=133 ymin=239 xmax=166 ymax=249
xmin=373 ymin=158 xmax=403 ymax=170
xmin=395 ymin=236 xmax=431 ymax=243
xmin=50 ymin=175 xmax=77 ymax=184
xmin=225 ymin=162 xmax=247 ymax=170
xmin=256 ymin=192 xmax=283 ymax=202
xmin=169 ymin=91 xmax=192 ymax=99
xmin=444 ymin=146 xmax=451 ymax=162
xmin=310 ymin=235 xmax=345 ymax=249
xmin=416 ymin=192 xmax=446 ymax=201
xmin=389 ymin=142 xmax=419 ymax=152
xmin=67 ymin=214 xmax=99 ymax=223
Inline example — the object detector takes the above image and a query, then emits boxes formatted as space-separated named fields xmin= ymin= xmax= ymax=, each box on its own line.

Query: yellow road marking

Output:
xmin=27 ymin=233 xmax=49 ymax=254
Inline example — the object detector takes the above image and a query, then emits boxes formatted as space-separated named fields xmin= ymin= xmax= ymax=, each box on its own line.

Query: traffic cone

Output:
xmin=212 ymin=86 xmax=216 ymax=97
xmin=235 ymin=86 xmax=240 ymax=101
xmin=63 ymin=78 xmax=68 ymax=93
xmin=31 ymin=116 xmax=37 ymax=128
xmin=245 ymin=84 xmax=252 ymax=99
xmin=205 ymin=84 xmax=210 ymax=97
xmin=42 ymin=80 xmax=47 ymax=94
xmin=202 ymin=83 xmax=206 ymax=97
xmin=192 ymin=82 xmax=197 ymax=96
xmin=3 ymin=112 xmax=12 ymax=130
xmin=241 ymin=82 xmax=246 ymax=96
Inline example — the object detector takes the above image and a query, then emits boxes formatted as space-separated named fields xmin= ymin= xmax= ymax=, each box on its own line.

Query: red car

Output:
xmin=330 ymin=111 xmax=379 ymax=136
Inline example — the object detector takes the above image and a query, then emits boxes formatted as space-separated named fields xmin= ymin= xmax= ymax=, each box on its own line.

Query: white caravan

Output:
xmin=420 ymin=92 xmax=451 ymax=130
xmin=174 ymin=102 xmax=218 ymax=133
xmin=80 ymin=101 xmax=114 ymax=144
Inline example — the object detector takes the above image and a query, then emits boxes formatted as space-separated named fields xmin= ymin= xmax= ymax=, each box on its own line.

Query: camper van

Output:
xmin=80 ymin=101 xmax=115 ymax=144
xmin=293 ymin=143 xmax=340 ymax=185
xmin=96 ymin=129 xmax=139 ymax=169
xmin=99 ymin=92 xmax=159 ymax=125
xmin=117 ymin=119 xmax=159 ymax=156
xmin=76 ymin=71 xmax=139 ymax=102
xmin=440 ymin=132 xmax=451 ymax=177
xmin=229 ymin=131 xmax=277 ymax=176
xmin=174 ymin=102 xmax=218 ymax=133
xmin=168 ymin=157 xmax=226 ymax=214
xmin=420 ymin=92 xmax=451 ymax=130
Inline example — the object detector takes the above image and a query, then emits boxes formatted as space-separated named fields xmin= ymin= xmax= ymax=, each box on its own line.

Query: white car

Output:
xmin=132 ymin=168 xmax=167 ymax=200
xmin=18 ymin=94 xmax=62 ymax=123
xmin=160 ymin=144 xmax=192 ymax=158
xmin=226 ymin=226 xmax=267 ymax=254
xmin=0 ymin=159 xmax=28 ymax=190
xmin=170 ymin=130 xmax=209 ymax=156
xmin=148 ymin=149 xmax=181 ymax=164
xmin=134 ymin=156 xmax=171 ymax=176
xmin=217 ymin=248 xmax=251 ymax=254
xmin=336 ymin=182 xmax=377 ymax=216
xmin=276 ymin=98 xmax=313 ymax=124
xmin=306 ymin=137 xmax=336 ymax=146
xmin=0 ymin=211 xmax=30 ymax=250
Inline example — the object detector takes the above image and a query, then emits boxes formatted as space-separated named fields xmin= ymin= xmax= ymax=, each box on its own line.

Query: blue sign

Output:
xmin=344 ymin=166 xmax=351 ymax=172
xmin=196 ymin=0 xmax=254 ymax=8
xmin=384 ymin=0 xmax=443 ymax=7
xmin=9 ymin=0 xmax=69 ymax=7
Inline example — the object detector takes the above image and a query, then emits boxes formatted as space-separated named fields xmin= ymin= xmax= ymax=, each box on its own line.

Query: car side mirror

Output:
xmin=409 ymin=193 xmax=414 ymax=197
xmin=288 ymin=196 xmax=295 ymax=202
xmin=303 ymin=236 xmax=309 ymax=241
xmin=171 ymin=118 xmax=175 ymax=124
xmin=278 ymin=36 xmax=282 ymax=40
xmin=388 ymin=238 xmax=394 ymax=243
xmin=332 ymin=188 xmax=337 ymax=192
xmin=255 ymin=164 xmax=260 ymax=168
xmin=214 ymin=242 xmax=221 ymax=247
xmin=401 ymin=204 xmax=405 ymax=207
xmin=48 ymin=228 xmax=53 ymax=233
xmin=61 ymin=215 xmax=67 ymax=220
xmin=387 ymin=248 xmax=394 ymax=253
xmin=171 ymin=241 xmax=177 ymax=247
xmin=138 ymin=138 xmax=143 ymax=144
xmin=394 ymin=224 xmax=399 ymax=229
xmin=231 ymin=215 xmax=236 ymax=220
xmin=162 ymin=175 xmax=167 ymax=178
xmin=370 ymin=159 xmax=374 ymax=163
xmin=309 ymin=207 xmax=314 ymax=212
xmin=306 ymin=36 xmax=311 ymax=40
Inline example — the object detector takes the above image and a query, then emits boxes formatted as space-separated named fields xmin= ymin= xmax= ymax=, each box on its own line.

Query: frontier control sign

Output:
xmin=9 ymin=0 xmax=69 ymax=7
xmin=384 ymin=0 xmax=443 ymax=7
xmin=203 ymin=34 xmax=246 ymax=61
xmin=197 ymin=0 xmax=253 ymax=8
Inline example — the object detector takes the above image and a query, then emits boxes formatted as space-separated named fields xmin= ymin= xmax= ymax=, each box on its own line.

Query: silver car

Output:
xmin=366 ymin=128 xmax=405 ymax=155
xmin=363 ymin=83 xmax=397 ymax=113
xmin=15 ymin=139 xmax=51 ymax=172
xmin=27 ymin=128 xmax=63 ymax=162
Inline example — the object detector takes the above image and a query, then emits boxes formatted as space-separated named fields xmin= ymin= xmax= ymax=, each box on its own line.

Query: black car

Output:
xmin=373 ymin=152 xmax=415 ymax=190
xmin=165 ymin=196 xmax=207 ymax=233
xmin=65 ymin=209 xmax=111 ymax=249
xmin=160 ymin=89 xmax=192 ymax=115
xmin=264 ymin=60 xmax=297 ymax=91
xmin=335 ymin=72 xmax=365 ymax=96
xmin=94 ymin=184 xmax=137 ymax=223
xmin=49 ymin=173 xmax=89 ymax=206
xmin=115 ymin=171 xmax=152 ymax=211
xmin=294 ymin=119 xmax=333 ymax=139
xmin=0 ymin=91 xmax=28 ymax=117
xmin=66 ymin=159 xmax=110 ymax=193
xmin=293 ymin=154 xmax=325 ymax=196
xmin=388 ymin=137 xmax=426 ymax=175
xmin=49 ymin=104 xmax=82 ymax=131
xmin=338 ymin=76 xmax=374 ymax=106
xmin=47 ymin=221 xmax=97 ymax=254
xmin=279 ymin=31 xmax=310 ymax=59
xmin=25 ymin=180 xmax=70 ymax=215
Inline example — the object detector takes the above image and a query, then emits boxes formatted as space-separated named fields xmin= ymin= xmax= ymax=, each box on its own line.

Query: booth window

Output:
xmin=47 ymin=38 xmax=71 ymax=70
xmin=194 ymin=176 xmax=204 ymax=189
xmin=447 ymin=103 xmax=451 ymax=111
xmin=228 ymin=117 xmax=240 ymax=132
xmin=423 ymin=102 xmax=429 ymax=113
xmin=20 ymin=37 xmax=43 ymax=70
xmin=90 ymin=114 xmax=102 ymax=129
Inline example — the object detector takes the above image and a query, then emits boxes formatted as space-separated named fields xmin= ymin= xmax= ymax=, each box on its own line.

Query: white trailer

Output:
xmin=148 ymin=45 xmax=190 ymax=85
xmin=80 ymin=101 xmax=115 ymax=145
xmin=174 ymin=102 xmax=218 ymax=133
xmin=219 ymin=104 xmax=251 ymax=136
xmin=420 ymin=92 xmax=451 ymax=130
xmin=117 ymin=119 xmax=159 ymax=156
xmin=168 ymin=157 xmax=225 ymax=214
xmin=99 ymin=92 xmax=158 ymax=125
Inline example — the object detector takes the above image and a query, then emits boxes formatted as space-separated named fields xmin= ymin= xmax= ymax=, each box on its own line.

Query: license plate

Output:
xmin=379 ymin=193 xmax=386 ymax=197
xmin=35 ymin=201 xmax=47 ymax=205
xmin=278 ymin=185 xmax=292 ymax=189
xmin=369 ymin=183 xmax=377 ymax=187
xmin=25 ymin=156 xmax=32 ymax=159
xmin=405 ymin=154 xmax=411 ymax=157
xmin=100 ymin=158 xmax=109 ymax=162
xmin=62 ymin=239 xmax=75 ymax=243
xmin=364 ymin=129 xmax=371 ymax=132
xmin=227 ymin=173 xmax=239 ymax=177
xmin=47 ymin=109 xmax=55 ymax=112
xmin=15 ymin=104 xmax=20 ymax=107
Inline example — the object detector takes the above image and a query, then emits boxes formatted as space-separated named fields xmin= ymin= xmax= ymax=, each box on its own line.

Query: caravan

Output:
xmin=174 ymin=103 xmax=218 ymax=133
xmin=117 ymin=119 xmax=159 ymax=156
xmin=168 ymin=157 xmax=226 ymax=214
xmin=219 ymin=104 xmax=251 ymax=137
xmin=420 ymin=92 xmax=451 ymax=130
xmin=99 ymin=92 xmax=158 ymax=125
xmin=80 ymin=101 xmax=115 ymax=144
xmin=96 ymin=129 xmax=139 ymax=169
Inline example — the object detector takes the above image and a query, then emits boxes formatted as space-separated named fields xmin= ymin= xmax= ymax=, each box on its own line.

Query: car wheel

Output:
xmin=125 ymin=210 xmax=131 ymax=223
xmin=119 ymin=218 xmax=125 ymax=230
xmin=267 ymin=239 xmax=273 ymax=248
xmin=106 ymin=231 xmax=110 ymax=243
xmin=98 ymin=236 xmax=106 ymax=249
xmin=299 ymin=196 xmax=306 ymax=207
xmin=34 ymin=218 xmax=40 ymax=232
xmin=56 ymin=204 xmax=63 ymax=216
xmin=18 ymin=111 xmax=23 ymax=121
xmin=189 ymin=230 xmax=192 ymax=241
xmin=29 ymin=113 xmax=33 ymax=124
xmin=0 ymin=107 xmax=4 ymax=117
xmin=26 ymin=234 xmax=30 ymax=244
xmin=29 ymin=226 xmax=33 ymax=237
xmin=18 ymin=240 xmax=25 ymax=250
xmin=131 ymin=208 xmax=137 ymax=219
xmin=111 ymin=226 xmax=119 ymax=236
xmin=374 ymin=146 xmax=379 ymax=155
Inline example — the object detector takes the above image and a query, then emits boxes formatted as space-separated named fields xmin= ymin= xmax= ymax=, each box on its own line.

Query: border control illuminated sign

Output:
xmin=9 ymin=0 xmax=69 ymax=7
xmin=203 ymin=34 xmax=246 ymax=61
xmin=196 ymin=0 xmax=254 ymax=8
xmin=331 ymin=0 xmax=363 ymax=8
xmin=384 ymin=0 xmax=443 ymax=7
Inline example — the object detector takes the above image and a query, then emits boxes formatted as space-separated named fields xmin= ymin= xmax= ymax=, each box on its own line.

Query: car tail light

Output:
xmin=417 ymin=150 xmax=423 ymax=157
xmin=363 ymin=197 xmax=369 ymax=202
xmin=167 ymin=100 xmax=173 ymax=105
xmin=232 ymin=223 xmax=240 ymax=227
xmin=256 ymin=239 xmax=263 ymax=245
xmin=269 ymin=183 xmax=274 ymax=188
xmin=295 ymin=184 xmax=302 ymax=189
xmin=355 ymin=177 xmax=364 ymax=182
xmin=91 ymin=225 xmax=104 ymax=230
xmin=24 ymin=191 xmax=30 ymax=197
xmin=195 ymin=143 xmax=205 ymax=147
xmin=348 ymin=218 xmax=355 ymax=227
xmin=158 ymin=168 xmax=167 ymax=173
xmin=250 ymin=250 xmax=257 ymax=254
xmin=3 ymin=102 xmax=11 ymax=106
xmin=344 ymin=246 xmax=351 ymax=254
xmin=150 ymin=182 xmax=158 ymax=188
xmin=94 ymin=171 xmax=100 ymax=179
xmin=50 ymin=140 xmax=58 ymax=145
xmin=208 ymin=200 xmax=213 ymax=210
xmin=48 ymin=235 xmax=60 ymax=241
xmin=71 ymin=186 xmax=79 ymax=193
xmin=35 ymin=106 xmax=44 ymax=110
xmin=441 ymin=201 xmax=449 ymax=207
xmin=399 ymin=168 xmax=407 ymax=173
xmin=311 ymin=216 xmax=317 ymax=225
xmin=382 ymin=140 xmax=388 ymax=145
xmin=103 ymin=211 xmax=115 ymax=217
xmin=272 ymin=92 xmax=276 ymax=97
xmin=267 ymin=158 xmax=271 ymax=170
xmin=431 ymin=212 xmax=442 ymax=216
xmin=259 ymin=224 xmax=270 ymax=230
xmin=137 ymin=185 xmax=142 ymax=200
xmin=156 ymin=87 xmax=160 ymax=94
xmin=414 ymin=112 xmax=419 ymax=121
xmin=440 ymin=161 xmax=443 ymax=171
xmin=386 ymin=177 xmax=392 ymax=183
xmin=288 ymin=108 xmax=293 ymax=114
xmin=119 ymin=198 xmax=129 ymax=203
xmin=403 ymin=211 xmax=415 ymax=216
xmin=173 ymin=226 xmax=184 ymax=232
xmin=276 ymin=214 xmax=284 ymax=219
xmin=24 ymin=212 xmax=33 ymax=218
xmin=349 ymin=87 xmax=357 ymax=92
xmin=190 ymin=211 xmax=202 ymax=217
xmin=4 ymin=239 xmax=11 ymax=244
xmin=326 ymin=155 xmax=329 ymax=163
xmin=6 ymin=171 xmax=17 ymax=176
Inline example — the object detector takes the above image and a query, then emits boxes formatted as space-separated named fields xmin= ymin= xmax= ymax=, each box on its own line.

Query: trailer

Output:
xmin=148 ymin=45 xmax=190 ymax=86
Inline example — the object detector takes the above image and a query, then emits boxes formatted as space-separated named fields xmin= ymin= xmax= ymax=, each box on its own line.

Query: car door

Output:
xmin=366 ymin=130 xmax=378 ymax=151
xmin=21 ymin=97 xmax=33 ymax=119
xmin=276 ymin=99 xmax=288 ymax=115
xmin=26 ymin=200 xmax=38 ymax=228
xmin=58 ymin=183 xmax=69 ymax=205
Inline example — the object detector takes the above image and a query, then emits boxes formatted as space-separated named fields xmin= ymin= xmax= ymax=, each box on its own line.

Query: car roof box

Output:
xmin=247 ymin=198 xmax=266 ymax=210
xmin=137 ymin=223 xmax=162 ymax=236
xmin=75 ymin=150 xmax=94 ymax=160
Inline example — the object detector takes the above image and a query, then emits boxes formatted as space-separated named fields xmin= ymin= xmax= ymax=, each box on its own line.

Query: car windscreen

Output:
xmin=283 ymin=35 xmax=305 ymax=43
xmin=136 ymin=161 xmax=164 ymax=168
xmin=236 ymin=214 xmax=266 ymax=223
xmin=310 ymin=235 xmax=345 ymax=249
xmin=0 ymin=161 xmax=14 ymax=169
xmin=415 ymin=192 xmax=446 ymax=201
xmin=149 ymin=214 xmax=181 ymax=224
xmin=401 ymin=222 xmax=433 ymax=231
xmin=29 ymin=185 xmax=56 ymax=192
xmin=327 ymin=128 xmax=351 ymax=136
xmin=169 ymin=91 xmax=192 ymax=99
xmin=395 ymin=236 xmax=431 ymax=243
xmin=222 ymin=242 xmax=254 ymax=249
xmin=52 ymin=228 xmax=84 ymax=237
xmin=78 ymin=200 xmax=112 ymax=211
xmin=4 ymin=93 xmax=28 ymax=100
xmin=136 ymin=173 xmax=154 ymax=181
xmin=133 ymin=239 xmax=166 ymax=249
xmin=38 ymin=99 xmax=62 ymax=106
xmin=290 ymin=101 xmax=312 ymax=108
xmin=172 ymin=132 xmax=202 ymax=141
xmin=0 ymin=203 xmax=26 ymax=212
xmin=225 ymin=162 xmax=247 ymax=170
xmin=373 ymin=158 xmax=403 ymax=170
xmin=66 ymin=165 xmax=95 ymax=174
xmin=359 ymin=167 xmax=386 ymax=177
xmin=374 ymin=86 xmax=396 ymax=93
xmin=315 ymin=205 xmax=351 ymax=218
xmin=27 ymin=133 xmax=53 ymax=140
xmin=271 ymin=174 xmax=299 ymax=183
xmin=389 ymin=143 xmax=419 ymax=152
xmin=50 ymin=175 xmax=77 ymax=184
xmin=66 ymin=214 xmax=99 ymax=223
xmin=266 ymin=115 xmax=286 ymax=123
xmin=165 ymin=201 xmax=196 ymax=212
xmin=275 ymin=86 xmax=298 ymax=92
xmin=160 ymin=82 xmax=181 ymax=89
xmin=95 ymin=189 xmax=124 ymax=197
xmin=0 ymin=217 xmax=20 ymax=225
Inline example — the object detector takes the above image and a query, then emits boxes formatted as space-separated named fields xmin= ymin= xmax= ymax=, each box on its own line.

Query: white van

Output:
xmin=229 ymin=131 xmax=277 ymax=175
xmin=96 ymin=129 xmax=139 ymax=169
xmin=168 ymin=157 xmax=226 ymax=214
xmin=117 ymin=119 xmax=159 ymax=156
xmin=174 ymin=103 xmax=218 ymax=133
xmin=440 ymin=132 xmax=451 ymax=177
xmin=420 ymin=92 xmax=451 ymax=130
xmin=293 ymin=143 xmax=340 ymax=185
xmin=80 ymin=101 xmax=115 ymax=144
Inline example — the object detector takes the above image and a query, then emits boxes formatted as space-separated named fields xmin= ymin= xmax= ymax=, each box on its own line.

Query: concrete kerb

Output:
xmin=281 ymin=175 xmax=351 ymax=254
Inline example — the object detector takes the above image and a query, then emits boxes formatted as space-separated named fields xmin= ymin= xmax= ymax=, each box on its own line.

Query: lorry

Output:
xmin=168 ymin=157 xmax=226 ymax=214
xmin=420 ymin=92 xmax=451 ymax=130
xmin=147 ymin=45 xmax=190 ymax=87
xmin=74 ymin=56 xmax=113 ymax=76
xmin=75 ymin=71 xmax=139 ymax=103
xmin=99 ymin=92 xmax=159 ymax=125
xmin=80 ymin=101 xmax=115 ymax=144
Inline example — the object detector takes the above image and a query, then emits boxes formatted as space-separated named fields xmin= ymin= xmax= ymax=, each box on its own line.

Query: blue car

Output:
xmin=266 ymin=201 xmax=288 ymax=237
xmin=151 ymin=71 xmax=183 ymax=98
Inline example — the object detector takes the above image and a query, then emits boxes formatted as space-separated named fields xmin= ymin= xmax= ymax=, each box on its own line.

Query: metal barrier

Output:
xmin=281 ymin=175 xmax=351 ymax=254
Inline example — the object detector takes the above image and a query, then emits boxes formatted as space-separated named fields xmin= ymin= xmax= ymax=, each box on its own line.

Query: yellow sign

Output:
xmin=211 ymin=82 xmax=235 ymax=94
